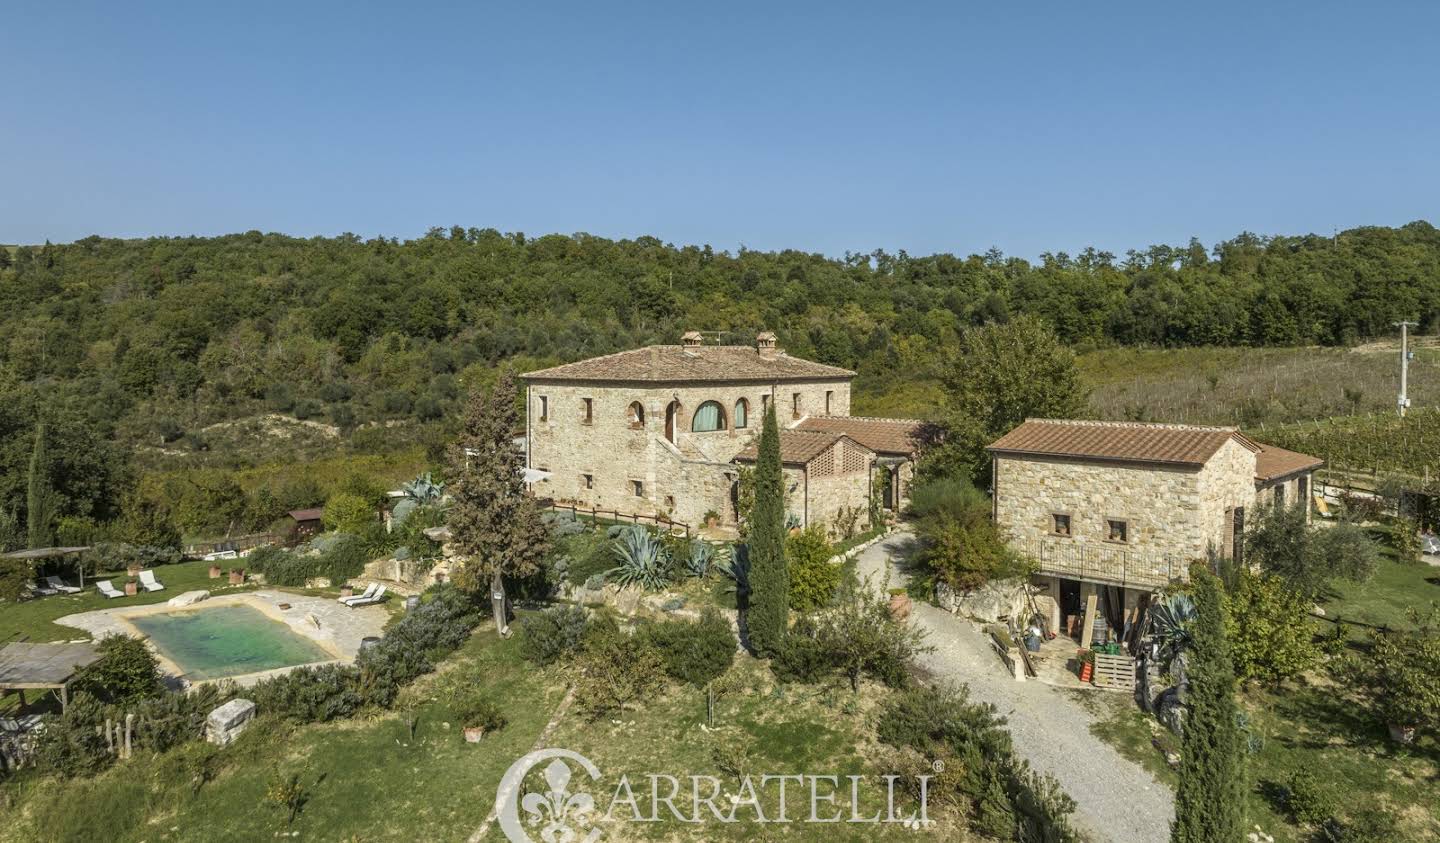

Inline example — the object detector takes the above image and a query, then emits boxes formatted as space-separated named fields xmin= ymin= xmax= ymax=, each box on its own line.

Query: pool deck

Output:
xmin=54 ymin=590 xmax=390 ymax=687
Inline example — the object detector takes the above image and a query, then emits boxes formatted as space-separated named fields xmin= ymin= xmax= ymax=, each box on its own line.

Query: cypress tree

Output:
xmin=26 ymin=422 xmax=55 ymax=548
xmin=1172 ymin=571 xmax=1246 ymax=842
xmin=447 ymin=372 xmax=549 ymax=635
xmin=747 ymin=402 xmax=788 ymax=657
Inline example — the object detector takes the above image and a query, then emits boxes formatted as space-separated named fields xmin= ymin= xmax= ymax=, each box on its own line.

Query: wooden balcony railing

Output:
xmin=1012 ymin=536 xmax=1190 ymax=590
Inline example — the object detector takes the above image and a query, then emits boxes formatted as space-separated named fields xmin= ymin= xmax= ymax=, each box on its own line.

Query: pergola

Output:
xmin=1 ymin=546 xmax=93 ymax=588
xmin=0 ymin=642 xmax=102 ymax=712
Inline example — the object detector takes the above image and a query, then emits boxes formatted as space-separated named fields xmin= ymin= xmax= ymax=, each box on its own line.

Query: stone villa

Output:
xmin=521 ymin=332 xmax=923 ymax=536
xmin=987 ymin=419 xmax=1323 ymax=647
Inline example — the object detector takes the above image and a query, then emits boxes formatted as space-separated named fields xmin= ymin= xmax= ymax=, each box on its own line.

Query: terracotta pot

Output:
xmin=888 ymin=593 xmax=912 ymax=621
xmin=208 ymin=565 xmax=222 ymax=579
xmin=339 ymin=586 xmax=354 ymax=598
xmin=706 ymin=517 xmax=719 ymax=528
xmin=228 ymin=569 xmax=245 ymax=585
xmin=463 ymin=726 xmax=486 ymax=744
xmin=124 ymin=581 xmax=138 ymax=596
xmin=1388 ymin=722 xmax=1417 ymax=744
xmin=127 ymin=564 xmax=141 ymax=577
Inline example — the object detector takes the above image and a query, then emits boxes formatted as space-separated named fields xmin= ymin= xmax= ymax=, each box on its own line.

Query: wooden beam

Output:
xmin=1079 ymin=582 xmax=1099 ymax=649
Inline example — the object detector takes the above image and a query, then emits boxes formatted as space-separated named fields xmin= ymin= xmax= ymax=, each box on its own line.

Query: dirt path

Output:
xmin=858 ymin=532 xmax=1175 ymax=843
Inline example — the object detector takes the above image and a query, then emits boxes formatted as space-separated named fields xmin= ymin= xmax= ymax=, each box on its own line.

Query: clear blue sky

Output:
xmin=4 ymin=1 xmax=1437 ymax=258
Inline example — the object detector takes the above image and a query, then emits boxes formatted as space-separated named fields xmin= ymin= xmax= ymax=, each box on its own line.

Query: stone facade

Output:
xmin=526 ymin=377 xmax=852 ymax=529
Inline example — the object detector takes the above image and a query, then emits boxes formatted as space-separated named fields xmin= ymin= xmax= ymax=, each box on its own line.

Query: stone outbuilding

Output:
xmin=986 ymin=419 xmax=1322 ymax=649
xmin=733 ymin=429 xmax=876 ymax=533
xmin=521 ymin=332 xmax=923 ymax=537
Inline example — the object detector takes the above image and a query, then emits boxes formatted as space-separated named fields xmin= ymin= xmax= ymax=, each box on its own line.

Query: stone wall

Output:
xmin=526 ymin=377 xmax=851 ymax=529
xmin=1196 ymin=438 xmax=1262 ymax=557
xmin=806 ymin=439 xmax=874 ymax=537
xmin=995 ymin=454 xmax=1206 ymax=562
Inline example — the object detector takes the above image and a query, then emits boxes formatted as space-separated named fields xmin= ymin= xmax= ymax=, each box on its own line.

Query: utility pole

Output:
xmin=1395 ymin=320 xmax=1418 ymax=417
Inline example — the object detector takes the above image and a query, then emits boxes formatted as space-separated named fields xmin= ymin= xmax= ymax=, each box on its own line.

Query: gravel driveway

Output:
xmin=859 ymin=531 xmax=1175 ymax=843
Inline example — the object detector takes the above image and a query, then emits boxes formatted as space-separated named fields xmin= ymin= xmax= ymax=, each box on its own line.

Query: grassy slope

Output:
xmin=1 ymin=633 xmax=954 ymax=843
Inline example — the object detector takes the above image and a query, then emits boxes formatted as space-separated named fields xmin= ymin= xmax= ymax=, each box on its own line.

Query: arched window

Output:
xmin=627 ymin=401 xmax=645 ymax=428
xmin=691 ymin=401 xmax=726 ymax=432
xmin=734 ymin=398 xmax=749 ymax=429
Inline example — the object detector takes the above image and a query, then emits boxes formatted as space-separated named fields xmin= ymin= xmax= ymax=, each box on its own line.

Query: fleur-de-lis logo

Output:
xmin=520 ymin=759 xmax=596 ymax=843
xmin=497 ymin=749 xmax=603 ymax=843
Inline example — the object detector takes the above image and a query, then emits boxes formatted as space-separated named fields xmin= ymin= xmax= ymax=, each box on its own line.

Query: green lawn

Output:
xmin=1320 ymin=554 xmax=1440 ymax=634
xmin=0 ymin=630 xmax=954 ymax=842
xmin=1 ymin=560 xmax=259 ymax=647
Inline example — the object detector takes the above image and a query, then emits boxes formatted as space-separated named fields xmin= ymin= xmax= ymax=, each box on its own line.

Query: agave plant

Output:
xmin=682 ymin=540 xmax=727 ymax=578
xmin=1148 ymin=593 xmax=1197 ymax=674
xmin=392 ymin=472 xmax=447 ymax=525
xmin=607 ymin=525 xmax=672 ymax=590
xmin=718 ymin=547 xmax=751 ymax=599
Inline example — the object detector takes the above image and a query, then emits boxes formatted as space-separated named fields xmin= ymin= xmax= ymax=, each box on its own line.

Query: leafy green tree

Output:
xmin=322 ymin=493 xmax=375 ymax=534
xmin=0 ymin=555 xmax=31 ymax=602
xmin=112 ymin=495 xmax=182 ymax=550
xmin=1172 ymin=572 xmax=1246 ymax=843
xmin=1224 ymin=568 xmax=1319 ymax=684
xmin=1245 ymin=505 xmax=1378 ymax=602
xmin=746 ymin=402 xmax=788 ymax=656
xmin=447 ymin=372 xmax=549 ymax=635
xmin=927 ymin=315 xmax=1088 ymax=483
xmin=0 ymin=508 xmax=21 ymax=553
xmin=1345 ymin=608 xmax=1440 ymax=735
xmin=817 ymin=578 xmax=929 ymax=692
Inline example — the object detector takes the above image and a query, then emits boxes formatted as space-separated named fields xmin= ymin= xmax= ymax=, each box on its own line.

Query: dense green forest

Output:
xmin=1 ymin=221 xmax=1438 ymax=537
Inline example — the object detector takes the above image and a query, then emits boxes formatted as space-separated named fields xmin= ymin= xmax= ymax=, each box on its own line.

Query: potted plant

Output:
xmin=208 ymin=563 xmax=223 ymax=579
xmin=459 ymin=699 xmax=507 ymax=743
xmin=124 ymin=578 xmax=138 ymax=597
xmin=339 ymin=584 xmax=354 ymax=599
xmin=228 ymin=568 xmax=245 ymax=586
xmin=704 ymin=510 xmax=721 ymax=529
xmin=888 ymin=587 xmax=912 ymax=621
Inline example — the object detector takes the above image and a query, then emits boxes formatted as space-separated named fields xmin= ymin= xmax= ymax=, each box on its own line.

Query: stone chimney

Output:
xmin=756 ymin=331 xmax=779 ymax=358
xmin=681 ymin=330 xmax=704 ymax=348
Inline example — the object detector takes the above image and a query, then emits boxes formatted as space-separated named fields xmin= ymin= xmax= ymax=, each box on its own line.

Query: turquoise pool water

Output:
xmin=129 ymin=604 xmax=333 ymax=680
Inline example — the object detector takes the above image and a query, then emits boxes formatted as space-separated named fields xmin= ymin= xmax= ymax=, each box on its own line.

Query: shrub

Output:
xmin=786 ymin=525 xmax=840 ymax=612
xmin=356 ymin=583 xmax=481 ymax=707
xmin=1224 ymin=569 xmax=1319 ymax=684
xmin=1323 ymin=806 xmax=1399 ymax=842
xmin=250 ymin=663 xmax=363 ymax=723
xmin=519 ymin=605 xmax=592 ymax=666
xmin=919 ymin=509 xmax=1028 ymax=591
xmin=456 ymin=697 xmax=507 ymax=733
xmin=607 ymin=525 xmax=672 ymax=590
xmin=75 ymin=634 xmax=164 ymax=706
xmin=907 ymin=476 xmax=989 ymax=523
xmin=815 ymin=580 xmax=928 ymax=691
xmin=133 ymin=682 xmax=235 ymax=753
xmin=1284 ymin=768 xmax=1336 ymax=826
xmin=1345 ymin=608 xmax=1440 ymax=732
xmin=0 ymin=556 xmax=29 ymax=602
xmin=575 ymin=619 xmax=667 ymax=719
xmin=770 ymin=617 xmax=834 ymax=684
xmin=639 ymin=609 xmax=736 ymax=687
xmin=33 ymin=691 xmax=112 ymax=778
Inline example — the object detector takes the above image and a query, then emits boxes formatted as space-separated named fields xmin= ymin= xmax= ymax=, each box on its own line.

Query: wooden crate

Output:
xmin=1091 ymin=652 xmax=1136 ymax=690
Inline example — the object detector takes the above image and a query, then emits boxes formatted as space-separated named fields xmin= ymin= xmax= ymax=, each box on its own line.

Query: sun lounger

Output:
xmin=346 ymin=584 xmax=387 ymax=608
xmin=44 ymin=576 xmax=81 ymax=594
xmin=29 ymin=581 xmax=58 ymax=597
xmin=338 ymin=583 xmax=378 ymax=605
xmin=1423 ymin=533 xmax=1440 ymax=556
xmin=95 ymin=580 xmax=125 ymax=599
xmin=138 ymin=570 xmax=164 ymax=592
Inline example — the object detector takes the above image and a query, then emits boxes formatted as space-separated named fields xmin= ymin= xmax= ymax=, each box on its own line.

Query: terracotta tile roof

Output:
xmin=795 ymin=415 xmax=924 ymax=456
xmin=521 ymin=345 xmax=854 ymax=383
xmin=288 ymin=508 xmax=325 ymax=522
xmin=1255 ymin=444 xmax=1324 ymax=482
xmin=733 ymin=430 xmax=873 ymax=465
xmin=987 ymin=419 xmax=1260 ymax=467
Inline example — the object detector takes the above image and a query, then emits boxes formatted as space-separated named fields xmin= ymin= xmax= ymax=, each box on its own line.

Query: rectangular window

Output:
xmin=1273 ymin=484 xmax=1285 ymax=507
xmin=792 ymin=392 xmax=802 ymax=419
xmin=1233 ymin=507 xmax=1245 ymax=564
xmin=582 ymin=397 xmax=593 ymax=424
xmin=539 ymin=395 xmax=548 ymax=421
xmin=761 ymin=394 xmax=770 ymax=413
xmin=1106 ymin=519 xmax=1129 ymax=543
xmin=825 ymin=390 xmax=833 ymax=414
xmin=582 ymin=473 xmax=593 ymax=489
xmin=1052 ymin=513 xmax=1072 ymax=537
xmin=631 ymin=480 xmax=644 ymax=497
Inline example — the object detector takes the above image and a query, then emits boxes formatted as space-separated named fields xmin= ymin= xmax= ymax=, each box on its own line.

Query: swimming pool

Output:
xmin=128 ymin=604 xmax=334 ymax=680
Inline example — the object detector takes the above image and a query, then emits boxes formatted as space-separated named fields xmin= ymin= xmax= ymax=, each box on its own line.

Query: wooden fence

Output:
xmin=543 ymin=502 xmax=692 ymax=538
xmin=183 ymin=532 xmax=283 ymax=559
